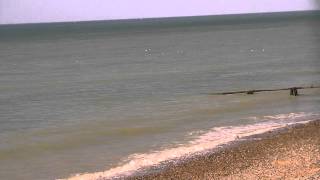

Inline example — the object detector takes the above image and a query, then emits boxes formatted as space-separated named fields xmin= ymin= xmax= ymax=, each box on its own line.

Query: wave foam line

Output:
xmin=62 ymin=112 xmax=319 ymax=180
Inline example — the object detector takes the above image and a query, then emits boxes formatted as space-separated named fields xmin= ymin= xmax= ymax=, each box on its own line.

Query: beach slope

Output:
xmin=128 ymin=120 xmax=320 ymax=180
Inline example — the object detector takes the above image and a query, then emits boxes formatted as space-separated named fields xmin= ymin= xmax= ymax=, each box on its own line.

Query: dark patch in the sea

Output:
xmin=1 ymin=11 xmax=320 ymax=42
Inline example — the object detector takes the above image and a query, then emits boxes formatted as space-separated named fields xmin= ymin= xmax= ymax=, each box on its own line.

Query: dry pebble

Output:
xmin=124 ymin=120 xmax=320 ymax=180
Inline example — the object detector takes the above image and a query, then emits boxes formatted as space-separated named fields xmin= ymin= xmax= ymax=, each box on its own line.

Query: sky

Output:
xmin=0 ymin=0 xmax=319 ymax=24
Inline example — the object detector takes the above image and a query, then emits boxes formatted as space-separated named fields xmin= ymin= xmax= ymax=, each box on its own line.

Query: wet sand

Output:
xmin=125 ymin=120 xmax=320 ymax=180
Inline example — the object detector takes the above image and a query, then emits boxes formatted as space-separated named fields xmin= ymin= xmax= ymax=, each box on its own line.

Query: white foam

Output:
xmin=61 ymin=112 xmax=319 ymax=180
xmin=249 ymin=112 xmax=319 ymax=122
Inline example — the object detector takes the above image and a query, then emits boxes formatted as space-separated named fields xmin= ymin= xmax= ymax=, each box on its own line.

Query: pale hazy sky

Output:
xmin=0 ymin=0 xmax=319 ymax=24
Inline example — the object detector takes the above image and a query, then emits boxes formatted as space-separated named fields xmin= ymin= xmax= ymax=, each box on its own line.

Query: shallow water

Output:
xmin=0 ymin=18 xmax=319 ymax=180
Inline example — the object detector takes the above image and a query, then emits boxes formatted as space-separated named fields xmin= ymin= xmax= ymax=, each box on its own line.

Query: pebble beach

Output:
xmin=126 ymin=120 xmax=320 ymax=180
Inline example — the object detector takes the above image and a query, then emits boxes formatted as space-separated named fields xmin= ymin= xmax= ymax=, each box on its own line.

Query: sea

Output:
xmin=0 ymin=14 xmax=320 ymax=180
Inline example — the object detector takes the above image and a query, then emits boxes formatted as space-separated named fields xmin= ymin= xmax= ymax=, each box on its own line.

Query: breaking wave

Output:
xmin=62 ymin=112 xmax=319 ymax=180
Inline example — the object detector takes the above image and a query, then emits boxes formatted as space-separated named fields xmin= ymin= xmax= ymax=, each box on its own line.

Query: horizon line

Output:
xmin=1 ymin=9 xmax=319 ymax=26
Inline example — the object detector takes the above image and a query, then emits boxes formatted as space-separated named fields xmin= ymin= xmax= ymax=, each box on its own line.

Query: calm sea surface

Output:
xmin=0 ymin=18 xmax=320 ymax=179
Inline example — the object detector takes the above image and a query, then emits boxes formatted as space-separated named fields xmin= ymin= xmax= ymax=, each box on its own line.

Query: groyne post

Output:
xmin=290 ymin=88 xmax=294 ymax=96
xmin=209 ymin=85 xmax=320 ymax=96
xmin=290 ymin=87 xmax=299 ymax=96
xmin=247 ymin=91 xmax=254 ymax=95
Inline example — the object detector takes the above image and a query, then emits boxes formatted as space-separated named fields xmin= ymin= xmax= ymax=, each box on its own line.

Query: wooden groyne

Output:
xmin=209 ymin=85 xmax=320 ymax=96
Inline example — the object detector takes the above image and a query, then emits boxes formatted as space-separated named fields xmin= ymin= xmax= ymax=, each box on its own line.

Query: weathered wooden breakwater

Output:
xmin=209 ymin=85 xmax=320 ymax=96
